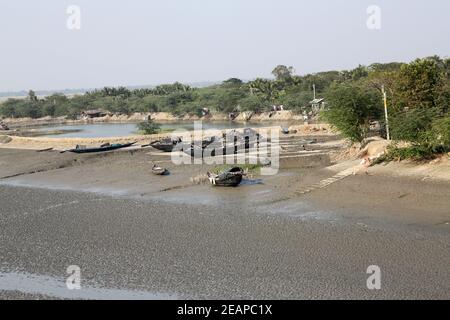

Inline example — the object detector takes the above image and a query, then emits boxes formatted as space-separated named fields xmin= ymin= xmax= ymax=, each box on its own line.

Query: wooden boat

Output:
xmin=181 ymin=136 xmax=219 ymax=157
xmin=183 ymin=129 xmax=259 ymax=158
xmin=201 ymin=136 xmax=217 ymax=148
xmin=152 ymin=165 xmax=169 ymax=175
xmin=298 ymin=139 xmax=317 ymax=144
xmin=207 ymin=167 xmax=244 ymax=187
xmin=150 ymin=138 xmax=182 ymax=152
xmin=184 ymin=139 xmax=256 ymax=158
xmin=67 ymin=142 xmax=136 ymax=154
xmin=0 ymin=122 xmax=9 ymax=131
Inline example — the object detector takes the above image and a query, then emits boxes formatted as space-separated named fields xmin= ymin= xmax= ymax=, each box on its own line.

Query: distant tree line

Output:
xmin=1 ymin=56 xmax=448 ymax=158
xmin=0 ymin=62 xmax=414 ymax=120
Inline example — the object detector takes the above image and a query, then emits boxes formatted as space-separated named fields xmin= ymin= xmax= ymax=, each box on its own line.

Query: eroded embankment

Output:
xmin=2 ymin=110 xmax=307 ymax=128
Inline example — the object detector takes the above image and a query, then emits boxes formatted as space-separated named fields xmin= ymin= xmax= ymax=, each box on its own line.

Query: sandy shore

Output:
xmin=1 ymin=110 xmax=308 ymax=129
xmin=0 ymin=134 xmax=449 ymax=299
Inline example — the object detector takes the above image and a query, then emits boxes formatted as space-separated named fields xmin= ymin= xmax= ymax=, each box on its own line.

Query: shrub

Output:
xmin=382 ymin=144 xmax=438 ymax=162
xmin=390 ymin=107 xmax=439 ymax=142
xmin=137 ymin=120 xmax=161 ymax=135
xmin=426 ymin=117 xmax=450 ymax=150
xmin=321 ymin=82 xmax=383 ymax=142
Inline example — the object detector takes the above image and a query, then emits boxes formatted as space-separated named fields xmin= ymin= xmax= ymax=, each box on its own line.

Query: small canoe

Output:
xmin=67 ymin=142 xmax=136 ymax=154
xmin=207 ymin=167 xmax=244 ymax=187
xmin=152 ymin=165 xmax=169 ymax=175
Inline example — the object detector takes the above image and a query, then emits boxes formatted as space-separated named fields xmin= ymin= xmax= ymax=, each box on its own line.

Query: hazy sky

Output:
xmin=0 ymin=0 xmax=449 ymax=92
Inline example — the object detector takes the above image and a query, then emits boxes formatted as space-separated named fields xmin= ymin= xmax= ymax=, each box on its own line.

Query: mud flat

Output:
xmin=0 ymin=182 xmax=448 ymax=299
xmin=0 ymin=135 xmax=449 ymax=299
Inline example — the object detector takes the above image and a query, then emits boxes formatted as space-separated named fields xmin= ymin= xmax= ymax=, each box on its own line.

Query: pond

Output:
xmin=37 ymin=121 xmax=298 ymax=138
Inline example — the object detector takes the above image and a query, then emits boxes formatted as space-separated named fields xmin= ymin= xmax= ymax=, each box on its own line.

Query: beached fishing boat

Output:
xmin=207 ymin=167 xmax=244 ymax=187
xmin=0 ymin=121 xmax=9 ymax=131
xmin=184 ymin=138 xmax=256 ymax=158
xmin=298 ymin=139 xmax=317 ymax=144
xmin=66 ymin=142 xmax=137 ymax=154
xmin=150 ymin=137 xmax=182 ymax=152
xmin=181 ymin=136 xmax=220 ymax=157
xmin=151 ymin=164 xmax=169 ymax=175
xmin=182 ymin=129 xmax=261 ymax=158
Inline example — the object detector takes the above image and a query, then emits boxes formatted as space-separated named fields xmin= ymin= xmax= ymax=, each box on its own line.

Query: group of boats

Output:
xmin=151 ymin=163 xmax=244 ymax=186
xmin=150 ymin=128 xmax=261 ymax=158
xmin=148 ymin=131 xmax=252 ymax=186
xmin=59 ymin=129 xmax=259 ymax=187
xmin=62 ymin=128 xmax=260 ymax=155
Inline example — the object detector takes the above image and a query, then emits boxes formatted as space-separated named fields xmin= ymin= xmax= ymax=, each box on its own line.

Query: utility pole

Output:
xmin=312 ymin=84 xmax=316 ymax=100
xmin=382 ymin=85 xmax=390 ymax=140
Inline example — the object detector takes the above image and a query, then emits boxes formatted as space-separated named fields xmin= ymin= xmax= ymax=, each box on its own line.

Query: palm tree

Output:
xmin=248 ymin=78 xmax=281 ymax=104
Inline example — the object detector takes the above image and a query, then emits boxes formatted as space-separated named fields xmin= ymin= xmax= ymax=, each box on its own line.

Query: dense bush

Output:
xmin=137 ymin=120 xmax=161 ymax=135
xmin=382 ymin=144 xmax=439 ymax=162
xmin=390 ymin=107 xmax=439 ymax=143
xmin=425 ymin=117 xmax=450 ymax=150
xmin=321 ymin=82 xmax=382 ymax=142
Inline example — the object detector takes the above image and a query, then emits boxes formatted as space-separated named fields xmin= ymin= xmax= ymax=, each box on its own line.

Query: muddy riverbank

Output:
xmin=1 ymin=110 xmax=309 ymax=129
xmin=0 ymin=134 xmax=449 ymax=299
xmin=0 ymin=162 xmax=448 ymax=299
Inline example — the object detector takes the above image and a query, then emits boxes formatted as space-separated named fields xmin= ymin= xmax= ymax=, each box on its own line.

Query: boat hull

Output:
xmin=68 ymin=142 xmax=136 ymax=154
xmin=207 ymin=167 xmax=244 ymax=187
xmin=150 ymin=143 xmax=177 ymax=152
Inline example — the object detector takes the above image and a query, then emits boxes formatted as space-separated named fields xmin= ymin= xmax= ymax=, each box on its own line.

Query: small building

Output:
xmin=309 ymin=98 xmax=325 ymax=113
xmin=81 ymin=109 xmax=110 ymax=119
xmin=272 ymin=105 xmax=284 ymax=111
xmin=202 ymin=108 xmax=210 ymax=117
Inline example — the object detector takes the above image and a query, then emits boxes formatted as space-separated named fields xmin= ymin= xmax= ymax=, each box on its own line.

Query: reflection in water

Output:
xmin=0 ymin=271 xmax=178 ymax=300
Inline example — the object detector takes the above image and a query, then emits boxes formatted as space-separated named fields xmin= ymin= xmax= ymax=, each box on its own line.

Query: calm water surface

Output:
xmin=39 ymin=121 xmax=296 ymax=138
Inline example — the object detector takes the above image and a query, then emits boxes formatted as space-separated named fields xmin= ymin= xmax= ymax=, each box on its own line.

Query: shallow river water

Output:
xmin=38 ymin=121 xmax=295 ymax=138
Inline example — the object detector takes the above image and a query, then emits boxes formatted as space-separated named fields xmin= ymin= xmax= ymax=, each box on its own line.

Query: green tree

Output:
xmin=389 ymin=58 xmax=448 ymax=143
xmin=322 ymin=82 xmax=383 ymax=142
xmin=271 ymin=65 xmax=295 ymax=81
xmin=239 ymin=95 xmax=269 ymax=112
xmin=248 ymin=78 xmax=281 ymax=104
xmin=222 ymin=78 xmax=243 ymax=87
xmin=0 ymin=99 xmax=20 ymax=118
xmin=394 ymin=58 xmax=446 ymax=112
xmin=426 ymin=117 xmax=450 ymax=150
xmin=28 ymin=90 xmax=38 ymax=102
xmin=281 ymin=92 xmax=312 ymax=112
